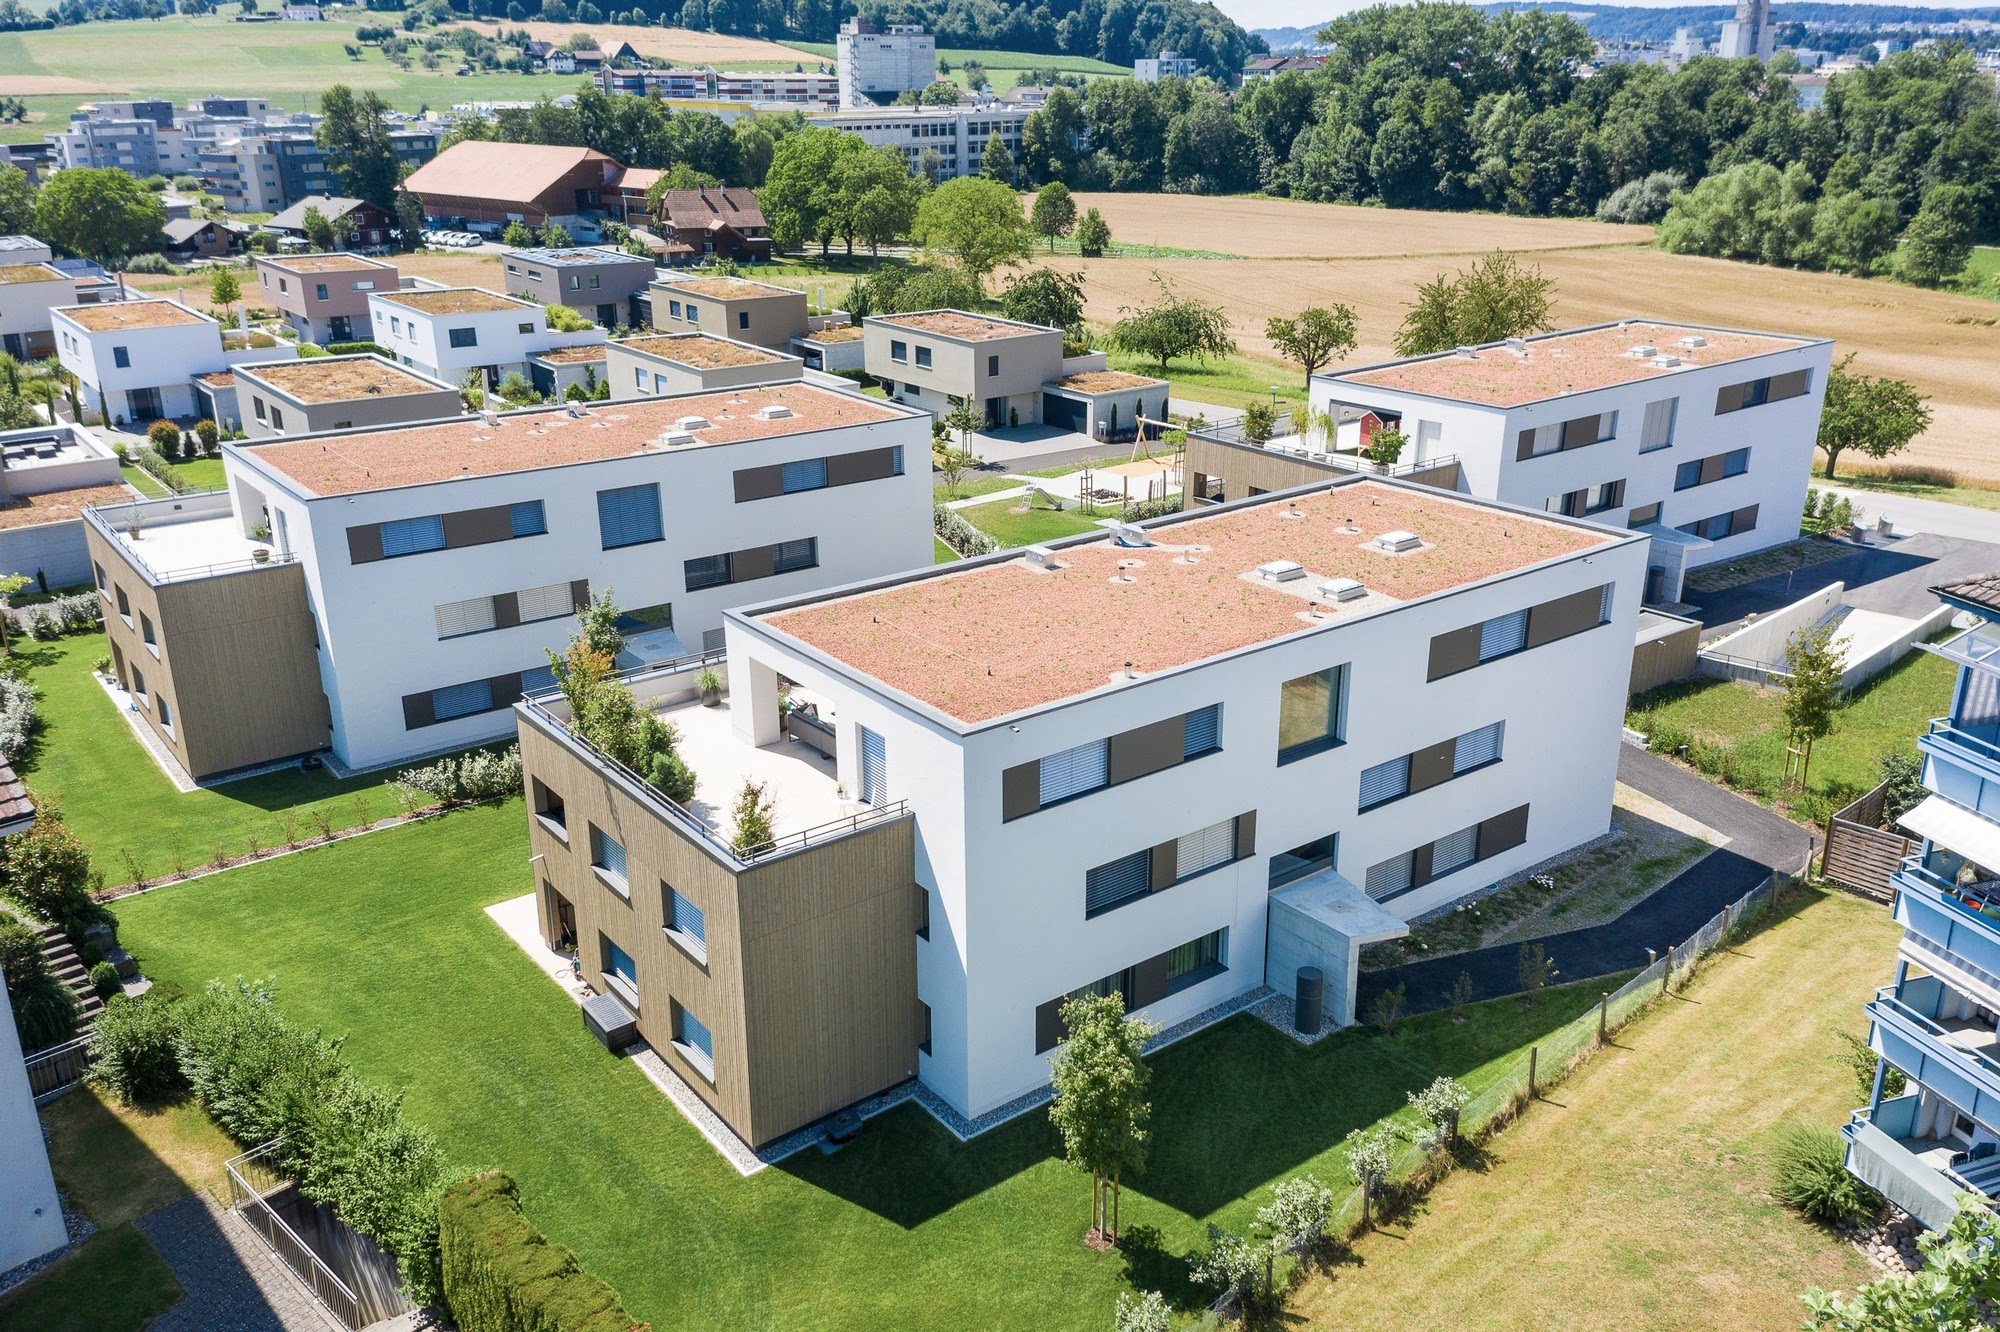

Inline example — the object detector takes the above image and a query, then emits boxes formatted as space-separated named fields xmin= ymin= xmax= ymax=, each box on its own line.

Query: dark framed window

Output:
xmin=1084 ymin=849 xmax=1150 ymax=917
xmin=1277 ymin=665 xmax=1345 ymax=764
xmin=772 ymin=537 xmax=818 ymax=573
xmin=1269 ymin=834 xmax=1335 ymax=889
xmin=780 ymin=458 xmax=828 ymax=493
xmin=510 ymin=500 xmax=547 ymax=537
xmin=684 ymin=553 xmax=731 ymax=590
xmin=597 ymin=483 xmax=664 ymax=549
xmin=447 ymin=327 xmax=478 ymax=348
xmin=1163 ymin=930 xmax=1226 ymax=995
xmin=915 ymin=346 xmax=932 ymax=369
xmin=380 ymin=514 xmax=446 ymax=557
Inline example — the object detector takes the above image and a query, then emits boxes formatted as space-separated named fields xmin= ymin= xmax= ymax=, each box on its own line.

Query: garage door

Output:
xmin=1043 ymin=392 xmax=1087 ymax=433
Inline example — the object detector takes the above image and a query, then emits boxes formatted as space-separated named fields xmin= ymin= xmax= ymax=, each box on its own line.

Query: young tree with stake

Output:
xmin=1046 ymin=991 xmax=1155 ymax=1243
xmin=1779 ymin=621 xmax=1842 ymax=790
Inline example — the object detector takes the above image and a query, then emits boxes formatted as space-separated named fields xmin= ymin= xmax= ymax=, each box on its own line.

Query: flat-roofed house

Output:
xmin=607 ymin=332 xmax=803 ymax=399
xmin=84 ymin=381 xmax=933 ymax=779
xmin=402 ymin=141 xmax=622 ymax=232
xmin=500 ymin=245 xmax=655 ymax=329
xmin=256 ymin=252 xmax=401 ymax=345
xmin=0 ymin=421 xmax=130 ymax=588
xmin=234 ymin=355 xmax=463 ymax=439
xmin=368 ymin=287 xmax=605 ymax=391
xmin=513 ymin=476 xmax=1648 ymax=1150
xmin=527 ymin=344 xmax=609 ymax=400
xmin=0 ymin=262 xmax=77 ymax=360
xmin=646 ymin=275 xmax=806 ymax=350
xmin=54 ymin=299 xmax=221 ymax=423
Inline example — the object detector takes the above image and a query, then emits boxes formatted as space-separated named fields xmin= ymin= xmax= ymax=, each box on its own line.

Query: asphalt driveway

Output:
xmin=1692 ymin=531 xmax=2000 ymax=636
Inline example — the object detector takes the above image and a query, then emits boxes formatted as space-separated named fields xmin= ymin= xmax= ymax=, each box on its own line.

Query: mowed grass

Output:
xmin=1626 ymin=643 xmax=1954 ymax=818
xmin=957 ymin=498 xmax=1109 ymax=547
xmin=1103 ymin=346 xmax=1306 ymax=415
xmin=1825 ymin=468 xmax=2000 ymax=514
xmin=109 ymin=800 xmax=1614 ymax=1331
xmin=14 ymin=633 xmax=419 ymax=881
xmin=1295 ymin=888 xmax=1887 ymax=1330
xmin=933 ymin=536 xmax=961 ymax=562
xmin=0 ymin=1225 xmax=181 ymax=1332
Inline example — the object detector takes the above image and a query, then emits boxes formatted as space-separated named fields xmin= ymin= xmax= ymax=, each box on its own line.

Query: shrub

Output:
xmin=1834 ymin=1028 xmax=1904 ymax=1103
xmin=933 ymin=504 xmax=998 ymax=557
xmin=0 ymin=674 xmax=35 ymax=758
xmin=12 ymin=975 xmax=75 ymax=1052
xmin=1408 ymin=1075 xmax=1473 ymax=1152
xmin=1771 ymin=1119 xmax=1877 ymax=1225
xmin=0 ymin=919 xmax=49 ymax=997
xmin=394 ymin=745 xmax=523 ymax=808
xmin=22 ymin=607 xmax=57 ymax=641
xmin=295 ymin=343 xmax=331 ymax=359
xmin=1113 ymin=1290 xmax=1170 ymax=1332
xmin=1190 ymin=1224 xmax=1265 ymax=1306
xmin=123 ymin=253 xmax=177 ymax=275
xmin=49 ymin=592 xmax=101 ymax=633
xmin=147 ymin=419 xmax=182 ymax=458
xmin=194 ymin=419 xmax=219 ymax=455
xmin=89 ymin=959 xmax=121 ymax=998
xmin=1879 ymin=749 xmax=1925 ymax=825
xmin=1594 ymin=170 xmax=1685 ymax=224
xmin=730 ymin=780 xmax=777 ymax=856
xmin=1257 ymin=1174 xmax=1333 ymax=1250
xmin=90 ymin=991 xmax=188 ymax=1105
xmin=542 ymin=302 xmax=594 ymax=332
xmin=440 ymin=1171 xmax=649 ymax=1332
xmin=1 ymin=807 xmax=97 ymax=933
xmin=325 ymin=341 xmax=392 ymax=357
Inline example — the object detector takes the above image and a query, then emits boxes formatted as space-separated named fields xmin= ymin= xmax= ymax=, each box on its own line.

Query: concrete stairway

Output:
xmin=37 ymin=922 xmax=104 ymax=1034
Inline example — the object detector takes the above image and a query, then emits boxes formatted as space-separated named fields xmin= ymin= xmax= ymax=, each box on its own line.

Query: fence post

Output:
xmin=1528 ymin=1045 xmax=1538 ymax=1099
xmin=1722 ymin=902 xmax=1734 ymax=945
xmin=1662 ymin=945 xmax=1674 ymax=995
xmin=1598 ymin=992 xmax=1608 ymax=1044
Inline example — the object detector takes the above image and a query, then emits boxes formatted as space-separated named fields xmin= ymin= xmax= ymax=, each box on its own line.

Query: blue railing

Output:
xmin=1870 ymin=984 xmax=2000 ymax=1089
xmin=1925 ymin=717 xmax=2000 ymax=771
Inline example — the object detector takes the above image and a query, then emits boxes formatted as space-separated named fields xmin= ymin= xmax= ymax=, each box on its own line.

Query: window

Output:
xmin=93 ymin=562 xmax=106 ymax=592
xmin=568 ymin=275 xmax=581 ymax=290
xmin=516 ymin=581 xmax=573 ymax=623
xmin=1639 ymin=398 xmax=1677 ymax=452
xmin=1722 ymin=448 xmax=1751 ymax=478
xmin=1583 ymin=481 xmax=1623 ymax=514
xmin=131 ymin=667 xmax=146 ymax=703
xmin=1430 ymin=824 xmax=1479 ymax=877
xmin=915 ymin=346 xmax=932 ymax=369
xmin=269 ymin=408 xmax=284 ymax=433
xmin=685 ymin=302 xmax=699 ymax=323
xmin=1269 ymin=833 xmax=1335 ymax=889
xmin=517 ymin=322 xmax=533 ymax=335
xmin=353 ymin=279 xmax=375 ymax=292
xmin=510 ymin=501 xmax=546 ymax=537
xmin=772 ymin=538 xmax=818 ymax=573
xmin=432 ymin=678 xmax=493 ymax=721
xmin=115 ymin=586 xmax=130 ymax=622
xmin=1679 ymin=507 xmax=1759 ymax=541
xmin=601 ymin=937 xmax=637 ymax=1004
xmin=157 ymin=695 xmax=172 ymax=730
xmin=665 ymin=885 xmax=706 ymax=961
xmin=1176 ymin=818 xmax=1238 ymax=879
xmin=434 ymin=594 xmax=499 ymax=638
xmin=1358 ymin=754 xmax=1410 ymax=810
xmin=1478 ymin=609 xmax=1528 ymax=662
xmin=253 ymin=398 xmax=268 ymax=422
xmin=140 ymin=613 xmax=156 ymax=648
xmin=1277 ymin=665 xmax=1345 ymax=764
xmin=859 ymin=726 xmax=887 ymax=805
xmin=589 ymin=275 xmax=600 ymax=289
xmin=919 ymin=1001 xmax=932 ymax=1056
xmin=684 ymin=554 xmax=731 ymax=590
xmin=589 ymin=824 xmax=628 ymax=893
xmin=447 ymin=327 xmax=478 ymax=349
xmin=987 ymin=354 xmax=999 ymax=376
xmin=671 ymin=1000 xmax=713 ymax=1075
xmin=634 ymin=367 xmax=646 ymax=389
xmin=1085 ymin=849 xmax=1150 ymax=917
xmin=1455 ymin=721 xmax=1504 ymax=773
xmin=737 ymin=311 xmax=749 ymax=330
xmin=597 ymin=483 xmax=664 ymax=549
xmin=531 ymin=777 xmax=565 ymax=832
xmin=1716 ymin=370 xmax=1809 ymax=414
xmin=780 ymin=457 xmax=828 ymax=493
xmin=891 ymin=445 xmax=905 ymax=475
xmin=890 ymin=339 xmax=908 ymax=364
xmin=314 ymin=283 xmax=328 ymax=300
xmin=669 ymin=299 xmax=682 ymax=318
xmin=1163 ymin=929 xmax=1225 ymax=995
xmin=1039 ymin=738 xmax=1109 ymax=804
xmin=1365 ymin=851 xmax=1414 ymax=902
xmin=1184 ymin=704 xmax=1221 ymax=757
xmin=380 ymin=514 xmax=446 ymax=557
xmin=1628 ymin=502 xmax=1661 ymax=529
xmin=112 ymin=346 xmax=130 ymax=368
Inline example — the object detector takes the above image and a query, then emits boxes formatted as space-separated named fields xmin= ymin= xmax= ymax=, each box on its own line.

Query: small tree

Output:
xmin=1395 ymin=249 xmax=1555 ymax=358
xmin=539 ymin=221 xmax=572 ymax=248
xmin=574 ymin=586 xmax=623 ymax=660
xmin=1241 ymin=400 xmax=1276 ymax=444
xmin=1345 ymin=1123 xmax=1398 ymax=1229
xmin=1112 ymin=1289 xmax=1170 ymax=1332
xmin=1190 ymin=1226 xmax=1266 ymax=1310
xmin=194 ymin=419 xmax=219 ymax=456
xmin=1367 ymin=979 xmax=1406 ymax=1033
xmin=148 ymin=419 xmax=182 ymax=460
xmin=944 ymin=394 xmax=983 ymax=454
xmin=1408 ymin=1075 xmax=1473 ymax=1152
xmin=1266 ymin=304 xmax=1358 ymax=392
xmin=729 ymin=780 xmax=776 ymax=856
xmin=1000 ymin=267 xmax=1086 ymax=337
xmin=978 ymin=132 xmax=1015 ymax=186
xmin=1108 ymin=273 xmax=1235 ymax=374
xmin=1448 ymin=970 xmax=1474 ymax=1023
xmin=208 ymin=267 xmax=242 ymax=323
xmin=1516 ymin=942 xmax=1557 ymax=1003
xmin=934 ymin=443 xmax=977 ymax=497
xmin=1046 ymin=990 xmax=1155 ymax=1243
xmin=914 ymin=177 xmax=1030 ymax=291
xmin=1030 ymin=181 xmax=1076 ymax=251
xmin=1779 ymin=620 xmax=1843 ymax=790
xmin=1257 ymin=1174 xmax=1334 ymax=1251
xmin=301 ymin=204 xmax=336 ymax=251
xmin=1075 ymin=206 xmax=1111 ymax=257
xmin=1366 ymin=425 xmax=1407 ymax=468
xmin=501 ymin=220 xmax=535 ymax=248
xmin=1815 ymin=353 xmax=1932 ymax=479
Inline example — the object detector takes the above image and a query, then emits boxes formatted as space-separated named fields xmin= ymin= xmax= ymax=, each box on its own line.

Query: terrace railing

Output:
xmin=24 ymin=1034 xmax=95 ymax=1102
xmin=1189 ymin=417 xmax=1460 ymax=480
xmin=225 ymin=1138 xmax=367 ymax=1331
xmin=81 ymin=500 xmax=295 ymax=586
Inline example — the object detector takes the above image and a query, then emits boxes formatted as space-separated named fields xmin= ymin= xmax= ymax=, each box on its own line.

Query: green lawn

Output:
xmin=1827 ymin=469 xmax=2000 ymax=513
xmin=116 ymin=464 xmax=169 ymax=499
xmin=936 ymin=453 xmax=1134 ymax=503
xmin=957 ymin=498 xmax=1110 ymax=547
xmin=13 ymin=633 xmax=423 ymax=882
xmin=0 ymin=1226 xmax=182 ymax=1332
xmin=1627 ymin=641 xmax=1955 ymax=822
xmin=1104 ymin=348 xmax=1307 ymax=416
xmin=109 ymin=801 xmax=1613 ymax=1331
xmin=784 ymin=41 xmax=1129 ymax=78
xmin=933 ymin=536 xmax=961 ymax=563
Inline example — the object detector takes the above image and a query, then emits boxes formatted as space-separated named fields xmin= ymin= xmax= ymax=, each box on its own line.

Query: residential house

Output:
xmin=1241 ymin=54 xmax=1325 ymax=82
xmin=648 ymin=187 xmax=773 ymax=267
xmin=53 ymin=298 xmax=297 ymax=423
xmin=607 ymin=332 xmax=803 ymax=399
xmin=200 ymin=128 xmax=436 ymax=215
xmin=0 ymin=421 xmax=132 ymax=589
xmin=402 ymin=141 xmax=622 ymax=234
xmin=234 ymin=355 xmax=462 ymax=440
xmin=500 ymin=245 xmax=656 ymax=329
xmin=368 ymin=287 xmax=604 ymax=390
xmin=263 ymin=196 xmax=398 ymax=250
xmin=515 ymin=475 xmax=1647 ymax=1148
xmin=1134 ymin=51 xmax=1201 ymax=81
xmin=0 ymin=260 xmax=77 ymax=360
xmin=255 ymin=252 xmax=400 ymax=345
xmin=157 ymin=217 xmax=244 ymax=262
xmin=83 ymin=381 xmax=933 ymax=778
xmin=646 ymin=275 xmax=804 ymax=350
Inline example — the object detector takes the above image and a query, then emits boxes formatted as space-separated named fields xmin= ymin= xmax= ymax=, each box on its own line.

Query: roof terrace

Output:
xmin=375 ymin=288 xmax=528 ymax=316
xmin=236 ymin=355 xmax=450 ymax=404
xmin=245 ymin=382 xmax=907 ymax=497
xmin=86 ymin=492 xmax=282 ymax=584
xmin=761 ymin=480 xmax=1621 ymax=726
xmin=1330 ymin=321 xmax=1815 ymax=407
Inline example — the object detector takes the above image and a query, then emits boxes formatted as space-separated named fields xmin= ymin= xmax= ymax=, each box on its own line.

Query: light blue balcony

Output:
xmin=1843 ymin=1094 xmax=1993 ymax=1231
xmin=1894 ymin=855 xmax=2000 ymax=994
xmin=1866 ymin=975 xmax=2000 ymax=1129
xmin=1919 ymin=716 xmax=2000 ymax=792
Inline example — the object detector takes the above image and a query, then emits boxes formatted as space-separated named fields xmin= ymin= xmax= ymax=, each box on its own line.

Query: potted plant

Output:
xmin=696 ymin=669 xmax=722 ymax=707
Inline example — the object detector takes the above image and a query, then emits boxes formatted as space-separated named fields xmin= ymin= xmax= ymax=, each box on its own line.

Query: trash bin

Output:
xmin=1295 ymin=966 xmax=1324 ymax=1036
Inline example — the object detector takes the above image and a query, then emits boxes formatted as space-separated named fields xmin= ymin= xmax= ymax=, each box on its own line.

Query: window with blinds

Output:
xmin=780 ymin=458 xmax=828 ymax=493
xmin=597 ymin=483 xmax=664 ymax=549
xmin=1085 ymin=850 xmax=1150 ymax=917
xmin=1431 ymin=824 xmax=1479 ymax=877
xmin=380 ymin=515 xmax=446 ymax=558
xmin=666 ymin=886 xmax=705 ymax=944
xmin=859 ymin=726 xmax=886 ymax=806
xmin=510 ymin=501 xmax=546 ymax=537
xmin=684 ymin=554 xmax=731 ymax=590
xmin=590 ymin=824 xmax=627 ymax=881
xmin=773 ymin=537 xmax=818 ymax=573
xmin=516 ymin=582 xmax=573 ymax=623
xmin=1599 ymin=584 xmax=1614 ymax=622
xmin=434 ymin=595 xmax=497 ymax=639
xmin=1640 ymin=398 xmax=1677 ymax=452
xmin=1453 ymin=721 xmax=1504 ymax=774
xmin=1358 ymin=755 xmax=1410 ymax=810
xmin=1478 ymin=609 xmax=1528 ymax=662
xmin=519 ymin=664 xmax=557 ymax=695
xmin=1177 ymin=819 xmax=1238 ymax=879
xmin=673 ymin=1002 xmax=713 ymax=1068
xmin=1164 ymin=930 xmax=1224 ymax=988
xmin=1183 ymin=704 xmax=1221 ymax=757
xmin=1365 ymin=851 xmax=1414 ymax=901
xmin=1039 ymin=739 xmax=1109 ymax=804
xmin=432 ymin=678 xmax=493 ymax=720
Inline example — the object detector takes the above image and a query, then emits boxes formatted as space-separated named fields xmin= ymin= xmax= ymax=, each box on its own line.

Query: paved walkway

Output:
xmin=1820 ymin=484 xmax=2000 ymax=545
xmin=1356 ymin=747 xmax=1818 ymax=1017
xmin=135 ymin=1194 xmax=339 ymax=1332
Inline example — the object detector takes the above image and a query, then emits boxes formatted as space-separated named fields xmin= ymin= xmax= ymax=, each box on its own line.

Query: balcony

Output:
xmin=1843 ymin=1094 xmax=1991 ymax=1231
xmin=1895 ymin=855 xmax=2000 ymax=1001
xmin=1867 ymin=974 xmax=2000 ymax=1129
xmin=1919 ymin=716 xmax=2000 ymax=787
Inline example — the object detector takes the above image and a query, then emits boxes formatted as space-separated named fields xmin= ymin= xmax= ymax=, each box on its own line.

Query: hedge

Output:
xmin=441 ymin=1172 xmax=649 ymax=1332
xmin=933 ymin=504 xmax=998 ymax=557
xmin=326 ymin=341 xmax=392 ymax=357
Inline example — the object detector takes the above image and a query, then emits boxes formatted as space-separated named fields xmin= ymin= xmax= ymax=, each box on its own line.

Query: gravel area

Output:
xmin=0 ymin=1191 xmax=94 ymax=1296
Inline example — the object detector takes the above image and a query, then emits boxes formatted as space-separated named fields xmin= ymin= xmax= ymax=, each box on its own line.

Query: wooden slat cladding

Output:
xmin=517 ymin=714 xmax=919 ymax=1148
xmin=734 ymin=446 xmax=900 ymax=503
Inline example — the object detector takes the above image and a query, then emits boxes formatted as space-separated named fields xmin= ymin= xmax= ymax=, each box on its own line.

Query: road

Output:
xmin=1821 ymin=484 xmax=2000 ymax=544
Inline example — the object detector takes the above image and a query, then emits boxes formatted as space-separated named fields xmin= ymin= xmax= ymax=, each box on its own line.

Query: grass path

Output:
xmin=1295 ymin=888 xmax=1888 ymax=1330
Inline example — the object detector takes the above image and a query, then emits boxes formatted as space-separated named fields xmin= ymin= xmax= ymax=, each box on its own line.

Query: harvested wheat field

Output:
xmin=1064 ymin=200 xmax=2000 ymax=479
xmin=460 ymin=20 xmax=816 ymax=65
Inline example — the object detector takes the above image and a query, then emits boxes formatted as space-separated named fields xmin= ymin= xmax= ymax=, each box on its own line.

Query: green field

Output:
xmin=785 ymin=41 xmax=1128 ymax=80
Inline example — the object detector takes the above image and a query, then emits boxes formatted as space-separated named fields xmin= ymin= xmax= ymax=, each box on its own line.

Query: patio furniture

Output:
xmin=582 ymin=992 xmax=637 ymax=1053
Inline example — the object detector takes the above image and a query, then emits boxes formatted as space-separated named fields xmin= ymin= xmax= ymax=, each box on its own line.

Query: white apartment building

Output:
xmin=369 ymin=288 xmax=606 ymax=391
xmin=0 ymin=974 xmax=65 ymax=1275
xmin=84 ymin=382 xmax=933 ymax=779
xmin=0 ymin=259 xmax=77 ymax=360
xmin=806 ymin=106 xmax=1030 ymax=180
xmin=53 ymin=298 xmax=299 ymax=424
xmin=1134 ymin=51 xmax=1201 ymax=81
xmin=727 ymin=480 xmax=1644 ymax=1121
xmin=1194 ymin=321 xmax=1832 ymax=604
xmin=836 ymin=17 xmax=936 ymax=108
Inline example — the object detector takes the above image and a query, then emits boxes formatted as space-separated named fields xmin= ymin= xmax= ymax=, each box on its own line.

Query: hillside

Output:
xmin=1254 ymin=1 xmax=2000 ymax=50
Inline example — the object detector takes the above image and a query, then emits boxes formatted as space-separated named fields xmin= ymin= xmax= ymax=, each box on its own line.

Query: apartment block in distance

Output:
xmin=1843 ymin=575 xmax=2000 ymax=1229
xmin=836 ymin=17 xmax=935 ymax=107
xmin=255 ymin=252 xmax=400 ymax=345
xmin=806 ymin=105 xmax=1030 ymax=180
xmin=85 ymin=381 xmax=932 ymax=779
xmin=1188 ymin=320 xmax=1831 ymax=604
xmin=234 ymin=355 xmax=462 ymax=439
xmin=516 ymin=476 xmax=1646 ymax=1148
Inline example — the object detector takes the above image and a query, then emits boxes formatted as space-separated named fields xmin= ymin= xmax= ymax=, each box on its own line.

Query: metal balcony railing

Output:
xmin=1925 ymin=717 xmax=2000 ymax=771
xmin=1870 ymin=985 xmax=2000 ymax=1090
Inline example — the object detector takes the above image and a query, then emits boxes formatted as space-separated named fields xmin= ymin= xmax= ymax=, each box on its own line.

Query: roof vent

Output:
xmin=1504 ymin=337 xmax=1526 ymax=350
xmin=1650 ymin=354 xmax=1681 ymax=368
xmin=479 ymin=409 xmax=499 ymax=427
xmin=1256 ymin=559 xmax=1306 ymax=583
xmin=1625 ymin=344 xmax=1657 ymax=359
xmin=755 ymin=403 xmax=793 ymax=420
xmin=1098 ymin=518 xmax=1151 ymax=548
xmin=567 ymin=404 xmax=587 ymax=418
xmin=676 ymin=415 xmax=711 ymax=431
xmin=1452 ymin=345 xmax=1477 ymax=359
xmin=1677 ymin=334 xmax=1707 ymax=349
xmin=660 ymin=429 xmax=697 ymax=447
xmin=1374 ymin=530 xmax=1422 ymax=553
xmin=1318 ymin=576 xmax=1367 ymax=602
xmin=1022 ymin=544 xmax=1061 ymax=570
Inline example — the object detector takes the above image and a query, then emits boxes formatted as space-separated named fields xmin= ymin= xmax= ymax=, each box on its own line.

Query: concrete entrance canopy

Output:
xmin=1267 ymin=869 xmax=1409 ymax=1028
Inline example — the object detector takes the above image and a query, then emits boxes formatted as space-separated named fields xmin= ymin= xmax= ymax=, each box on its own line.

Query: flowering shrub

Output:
xmin=0 ymin=674 xmax=39 ymax=759
xmin=394 ymin=746 xmax=522 ymax=808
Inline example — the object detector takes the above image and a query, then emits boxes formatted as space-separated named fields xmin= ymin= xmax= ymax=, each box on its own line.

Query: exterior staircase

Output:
xmin=36 ymin=922 xmax=104 ymax=1034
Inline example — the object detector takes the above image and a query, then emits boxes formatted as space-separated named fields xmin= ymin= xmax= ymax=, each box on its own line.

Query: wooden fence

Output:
xmin=1822 ymin=779 xmax=1910 ymax=903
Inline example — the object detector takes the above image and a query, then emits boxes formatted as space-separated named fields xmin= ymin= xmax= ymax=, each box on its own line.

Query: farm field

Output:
xmin=444 ymin=18 xmax=817 ymax=66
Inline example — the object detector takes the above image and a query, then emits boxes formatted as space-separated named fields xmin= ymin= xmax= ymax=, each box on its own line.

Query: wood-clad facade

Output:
xmin=1185 ymin=433 xmax=1463 ymax=507
xmin=518 ymin=705 xmax=922 ymax=1148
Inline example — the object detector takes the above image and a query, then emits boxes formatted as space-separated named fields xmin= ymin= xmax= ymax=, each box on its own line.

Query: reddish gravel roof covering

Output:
xmin=1051 ymin=369 xmax=1166 ymax=393
xmin=765 ymin=482 xmax=1616 ymax=724
xmin=533 ymin=345 xmax=608 ymax=363
xmin=657 ymin=276 xmax=796 ymax=301
xmin=260 ymin=254 xmax=394 ymax=275
xmin=0 ymin=483 xmax=133 ymax=532
xmin=808 ymin=325 xmax=863 ymax=343
xmin=198 ymin=371 xmax=235 ymax=388
xmin=1335 ymin=322 xmax=1810 ymax=407
xmin=239 ymin=357 xmax=446 ymax=404
xmin=875 ymin=311 xmax=1045 ymax=341
xmin=60 ymin=300 xmax=207 ymax=331
xmin=251 ymin=383 xmax=903 ymax=496
xmin=618 ymin=334 xmax=781 ymax=368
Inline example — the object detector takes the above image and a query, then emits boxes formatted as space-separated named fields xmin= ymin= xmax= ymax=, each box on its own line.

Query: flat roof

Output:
xmin=375 ymin=288 xmax=528 ymax=316
xmin=259 ymin=253 xmax=395 ymax=275
xmin=654 ymin=276 xmax=799 ymax=301
xmin=808 ymin=325 xmax=863 ymax=344
xmin=58 ymin=300 xmax=207 ymax=332
xmin=1050 ymin=369 xmax=1166 ymax=393
xmin=761 ymin=481 xmax=1618 ymax=726
xmin=236 ymin=356 xmax=450 ymax=405
xmin=532 ymin=345 xmax=608 ymax=364
xmin=247 ymin=383 xmax=907 ymax=497
xmin=1331 ymin=321 xmax=1814 ymax=408
xmin=0 ymin=483 xmax=132 ymax=532
xmin=616 ymin=333 xmax=783 ymax=369
xmin=873 ymin=310 xmax=1049 ymax=342
xmin=0 ymin=263 xmax=66 ymax=286
xmin=505 ymin=246 xmax=644 ymax=267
